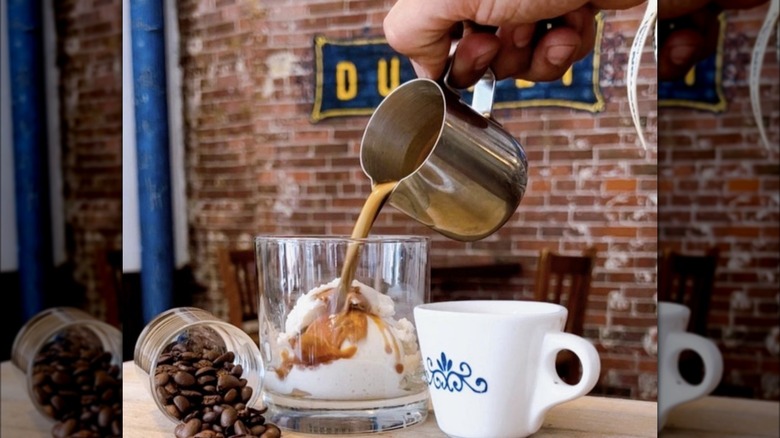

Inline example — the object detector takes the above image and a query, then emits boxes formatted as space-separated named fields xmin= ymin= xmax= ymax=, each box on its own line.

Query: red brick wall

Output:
xmin=177 ymin=1 xmax=657 ymax=399
xmin=658 ymin=5 xmax=780 ymax=400
xmin=55 ymin=0 xmax=123 ymax=321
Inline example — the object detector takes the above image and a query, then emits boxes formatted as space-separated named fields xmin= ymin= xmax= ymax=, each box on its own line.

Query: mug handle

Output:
xmin=659 ymin=332 xmax=724 ymax=427
xmin=530 ymin=332 xmax=601 ymax=421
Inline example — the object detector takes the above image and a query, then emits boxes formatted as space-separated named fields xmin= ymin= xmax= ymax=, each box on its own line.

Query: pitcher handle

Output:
xmin=441 ymin=42 xmax=496 ymax=118
xmin=470 ymin=69 xmax=496 ymax=117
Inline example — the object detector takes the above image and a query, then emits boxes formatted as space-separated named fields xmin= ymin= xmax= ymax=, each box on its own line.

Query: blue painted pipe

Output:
xmin=130 ymin=0 xmax=175 ymax=323
xmin=7 ymin=0 xmax=51 ymax=319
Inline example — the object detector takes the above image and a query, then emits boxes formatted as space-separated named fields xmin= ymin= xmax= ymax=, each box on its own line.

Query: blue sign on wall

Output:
xmin=311 ymin=16 xmax=606 ymax=122
xmin=658 ymin=13 xmax=727 ymax=112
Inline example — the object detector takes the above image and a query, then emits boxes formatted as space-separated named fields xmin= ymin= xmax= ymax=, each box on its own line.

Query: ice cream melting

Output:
xmin=267 ymin=278 xmax=421 ymax=399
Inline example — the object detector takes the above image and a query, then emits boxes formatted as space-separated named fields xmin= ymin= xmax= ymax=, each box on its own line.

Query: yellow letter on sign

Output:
xmin=336 ymin=61 xmax=358 ymax=100
xmin=377 ymin=57 xmax=400 ymax=97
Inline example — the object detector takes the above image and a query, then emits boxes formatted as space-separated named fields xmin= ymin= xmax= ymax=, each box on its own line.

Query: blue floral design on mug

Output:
xmin=425 ymin=352 xmax=488 ymax=393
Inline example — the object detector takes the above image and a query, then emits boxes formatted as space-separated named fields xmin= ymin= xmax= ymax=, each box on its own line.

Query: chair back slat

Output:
xmin=658 ymin=247 xmax=719 ymax=336
xmin=534 ymin=247 xmax=596 ymax=338
xmin=219 ymin=248 xmax=259 ymax=328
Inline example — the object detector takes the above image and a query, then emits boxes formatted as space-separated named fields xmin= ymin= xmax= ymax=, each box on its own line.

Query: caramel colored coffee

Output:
xmin=276 ymin=181 xmax=408 ymax=377
xmin=333 ymin=181 xmax=397 ymax=311
xmin=278 ymin=139 xmax=433 ymax=377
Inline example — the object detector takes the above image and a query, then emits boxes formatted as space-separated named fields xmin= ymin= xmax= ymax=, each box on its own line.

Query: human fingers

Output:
xmin=447 ymin=32 xmax=502 ymax=88
xmin=590 ymin=0 xmax=648 ymax=10
xmin=658 ymin=0 xmax=710 ymax=20
xmin=657 ymin=6 xmax=721 ymax=80
xmin=504 ymin=6 xmax=597 ymax=82
xmin=384 ymin=0 xmax=590 ymax=80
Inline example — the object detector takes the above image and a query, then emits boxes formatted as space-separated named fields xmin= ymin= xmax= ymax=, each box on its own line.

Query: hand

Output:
xmin=658 ymin=0 xmax=769 ymax=81
xmin=383 ymin=0 xmax=646 ymax=88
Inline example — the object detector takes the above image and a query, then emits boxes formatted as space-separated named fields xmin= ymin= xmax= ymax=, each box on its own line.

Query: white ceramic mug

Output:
xmin=414 ymin=300 xmax=600 ymax=438
xmin=657 ymin=301 xmax=723 ymax=430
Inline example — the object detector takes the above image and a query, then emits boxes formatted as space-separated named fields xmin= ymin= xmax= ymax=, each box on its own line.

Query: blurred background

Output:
xmin=1 ymin=0 xmax=122 ymax=359
xmin=658 ymin=3 xmax=780 ymax=401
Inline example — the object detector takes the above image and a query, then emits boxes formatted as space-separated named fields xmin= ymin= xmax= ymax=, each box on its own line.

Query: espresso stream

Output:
xmin=276 ymin=181 xmax=402 ymax=379
xmin=278 ymin=129 xmax=439 ymax=379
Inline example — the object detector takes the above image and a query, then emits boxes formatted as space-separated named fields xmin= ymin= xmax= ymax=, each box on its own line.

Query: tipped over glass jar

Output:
xmin=133 ymin=307 xmax=280 ymax=437
xmin=11 ymin=307 xmax=123 ymax=437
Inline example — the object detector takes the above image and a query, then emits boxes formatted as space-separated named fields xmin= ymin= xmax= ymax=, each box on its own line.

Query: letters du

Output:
xmin=334 ymin=57 xmax=400 ymax=101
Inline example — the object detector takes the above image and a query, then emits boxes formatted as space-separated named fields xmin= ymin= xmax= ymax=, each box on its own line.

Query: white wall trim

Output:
xmin=122 ymin=0 xmax=141 ymax=272
xmin=165 ymin=0 xmax=189 ymax=269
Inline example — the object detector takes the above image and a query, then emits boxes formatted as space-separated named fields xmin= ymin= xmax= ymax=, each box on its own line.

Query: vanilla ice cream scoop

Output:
xmin=266 ymin=278 xmax=422 ymax=400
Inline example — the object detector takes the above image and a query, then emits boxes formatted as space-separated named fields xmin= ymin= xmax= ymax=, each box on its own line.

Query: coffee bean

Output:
xmin=240 ymin=387 xmax=253 ymax=402
xmin=261 ymin=425 xmax=282 ymax=438
xmin=155 ymin=343 xmax=279 ymax=438
xmin=196 ymin=366 xmax=216 ymax=377
xmin=175 ymin=371 xmax=196 ymax=387
xmin=181 ymin=389 xmax=204 ymax=398
xmin=175 ymin=418 xmax=202 ymax=438
xmin=32 ymin=372 xmax=47 ymax=385
xmin=184 ymin=410 xmax=201 ymax=422
xmin=234 ymin=419 xmax=249 ymax=435
xmin=203 ymin=410 xmax=218 ymax=423
xmin=174 ymin=395 xmax=191 ymax=414
xmin=203 ymin=394 xmax=222 ymax=406
xmin=223 ymin=388 xmax=238 ymax=403
xmin=51 ymin=370 xmax=71 ymax=385
xmin=98 ymin=406 xmax=112 ymax=428
xmin=217 ymin=374 xmax=240 ymax=391
xmin=181 ymin=351 xmax=198 ymax=361
xmin=213 ymin=351 xmax=235 ymax=366
xmin=33 ymin=328 xmax=122 ymax=438
xmin=94 ymin=369 xmax=116 ymax=388
xmin=154 ymin=372 xmax=170 ymax=386
xmin=166 ymin=404 xmax=182 ymax=419
xmin=100 ymin=388 xmax=115 ymax=402
xmin=165 ymin=382 xmax=180 ymax=394
xmin=157 ymin=386 xmax=171 ymax=403
xmin=220 ymin=406 xmax=238 ymax=428
xmin=52 ymin=418 xmax=77 ymax=438
xmin=198 ymin=375 xmax=216 ymax=385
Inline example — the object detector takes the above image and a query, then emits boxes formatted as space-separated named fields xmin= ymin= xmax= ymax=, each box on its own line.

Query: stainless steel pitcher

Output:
xmin=360 ymin=70 xmax=528 ymax=241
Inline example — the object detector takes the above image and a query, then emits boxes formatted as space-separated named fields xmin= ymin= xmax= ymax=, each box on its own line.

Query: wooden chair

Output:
xmin=96 ymin=247 xmax=122 ymax=327
xmin=534 ymin=246 xmax=597 ymax=383
xmin=217 ymin=248 xmax=260 ymax=338
xmin=657 ymin=247 xmax=719 ymax=336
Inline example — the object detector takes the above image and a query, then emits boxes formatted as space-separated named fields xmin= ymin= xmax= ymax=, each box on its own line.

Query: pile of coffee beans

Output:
xmin=154 ymin=343 xmax=281 ymax=438
xmin=31 ymin=328 xmax=122 ymax=438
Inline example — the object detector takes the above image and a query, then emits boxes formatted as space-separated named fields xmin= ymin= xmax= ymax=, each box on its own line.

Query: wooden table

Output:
xmin=662 ymin=396 xmax=779 ymax=437
xmin=3 ymin=360 xmax=776 ymax=437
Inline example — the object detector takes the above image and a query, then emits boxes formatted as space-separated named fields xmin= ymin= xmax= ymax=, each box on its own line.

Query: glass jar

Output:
xmin=133 ymin=307 xmax=263 ymax=423
xmin=11 ymin=306 xmax=123 ymax=421
xmin=256 ymin=235 xmax=430 ymax=434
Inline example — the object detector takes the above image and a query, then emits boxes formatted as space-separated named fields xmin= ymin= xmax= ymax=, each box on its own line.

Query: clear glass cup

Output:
xmin=11 ymin=307 xmax=122 ymax=421
xmin=256 ymin=235 xmax=430 ymax=434
xmin=133 ymin=307 xmax=263 ymax=422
